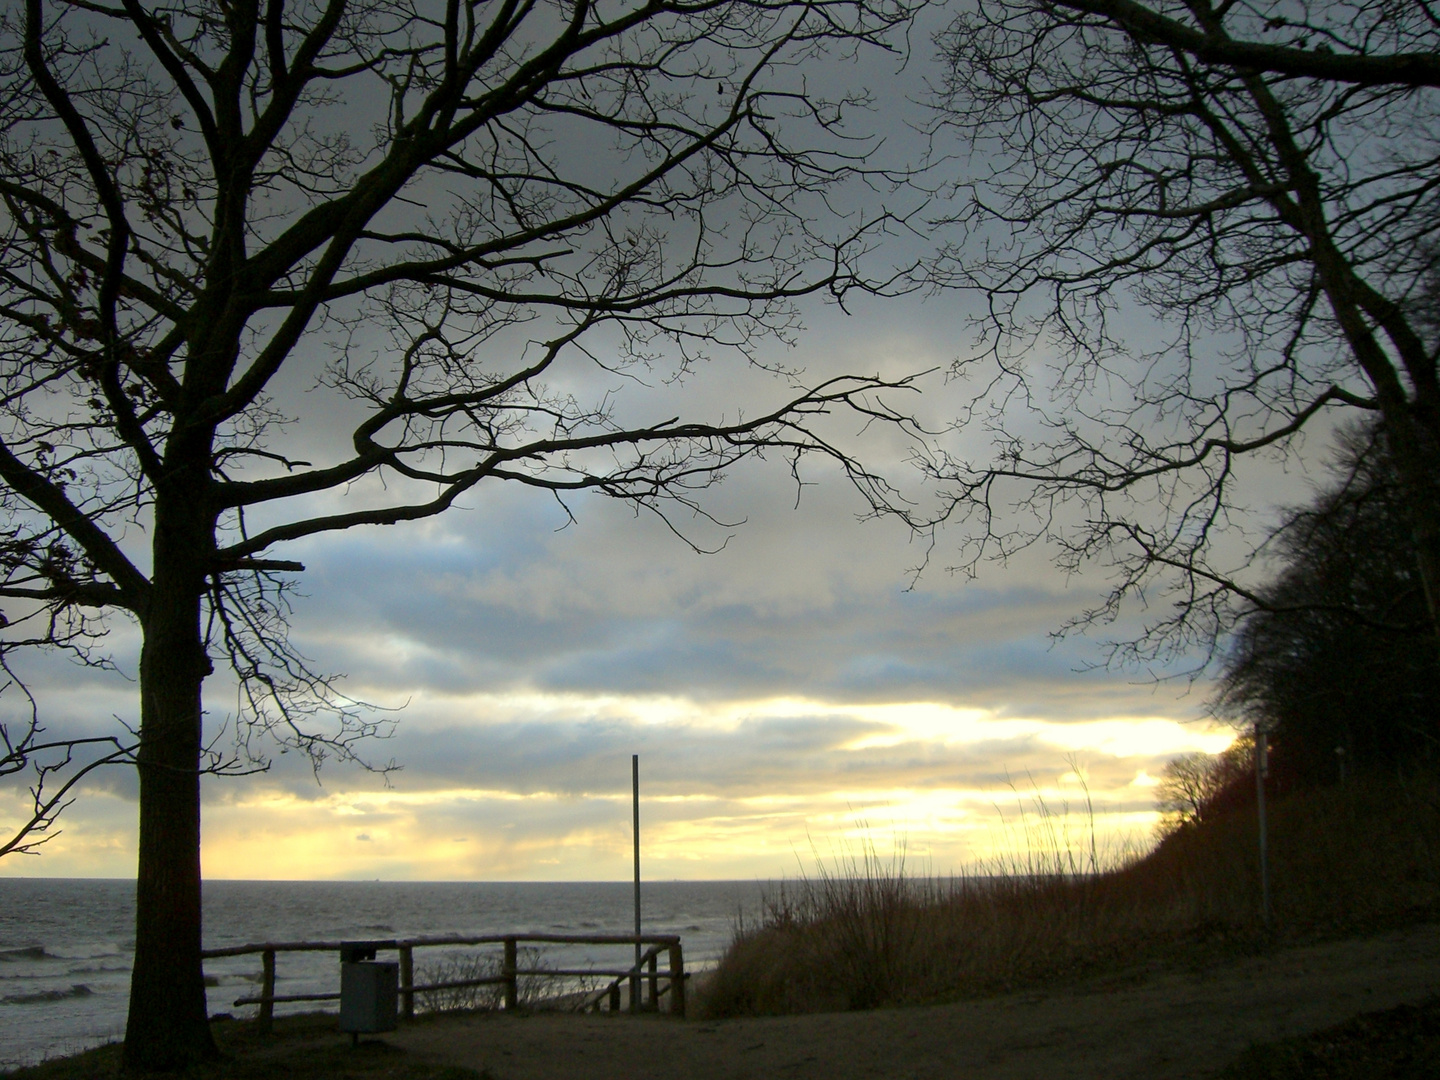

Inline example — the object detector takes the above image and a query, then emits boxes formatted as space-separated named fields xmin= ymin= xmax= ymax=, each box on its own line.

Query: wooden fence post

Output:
xmin=399 ymin=945 xmax=414 ymax=1019
xmin=646 ymin=950 xmax=658 ymax=1011
xmin=668 ymin=942 xmax=685 ymax=1018
xmin=259 ymin=949 xmax=276 ymax=1032
xmin=503 ymin=937 xmax=518 ymax=1011
xmin=609 ymin=982 xmax=621 ymax=1012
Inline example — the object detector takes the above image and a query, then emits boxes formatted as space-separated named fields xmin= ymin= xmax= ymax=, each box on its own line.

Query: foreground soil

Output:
xmin=1221 ymin=996 xmax=1440 ymax=1079
xmin=390 ymin=920 xmax=1440 ymax=1080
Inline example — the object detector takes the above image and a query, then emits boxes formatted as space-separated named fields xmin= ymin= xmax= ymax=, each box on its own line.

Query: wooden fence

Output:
xmin=201 ymin=933 xmax=686 ymax=1030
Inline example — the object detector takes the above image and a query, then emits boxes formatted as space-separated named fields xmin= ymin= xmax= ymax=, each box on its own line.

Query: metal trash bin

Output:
xmin=339 ymin=942 xmax=398 ymax=1040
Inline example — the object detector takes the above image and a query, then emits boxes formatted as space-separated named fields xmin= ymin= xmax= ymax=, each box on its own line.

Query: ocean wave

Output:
xmin=1 ymin=943 xmax=125 ymax=965
xmin=2 ymin=984 xmax=93 ymax=1005
xmin=0 ymin=946 xmax=50 ymax=962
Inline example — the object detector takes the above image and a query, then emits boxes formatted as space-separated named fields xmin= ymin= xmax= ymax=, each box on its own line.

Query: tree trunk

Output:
xmin=122 ymin=490 xmax=219 ymax=1070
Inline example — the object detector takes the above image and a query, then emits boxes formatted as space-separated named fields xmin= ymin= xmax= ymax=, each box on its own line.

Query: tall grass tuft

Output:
xmin=698 ymin=771 xmax=1440 ymax=1017
xmin=706 ymin=841 xmax=936 ymax=1014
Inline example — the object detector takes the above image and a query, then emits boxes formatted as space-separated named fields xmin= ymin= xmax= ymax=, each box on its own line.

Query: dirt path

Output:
xmin=389 ymin=921 xmax=1440 ymax=1080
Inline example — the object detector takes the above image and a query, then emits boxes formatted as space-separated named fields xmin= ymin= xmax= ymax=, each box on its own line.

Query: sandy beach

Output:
xmin=385 ymin=920 xmax=1440 ymax=1080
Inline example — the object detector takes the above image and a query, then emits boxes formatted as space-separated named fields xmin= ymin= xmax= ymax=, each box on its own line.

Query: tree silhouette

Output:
xmin=1154 ymin=737 xmax=1252 ymax=835
xmin=0 ymin=0 xmax=915 ymax=1065
xmin=1213 ymin=425 xmax=1440 ymax=785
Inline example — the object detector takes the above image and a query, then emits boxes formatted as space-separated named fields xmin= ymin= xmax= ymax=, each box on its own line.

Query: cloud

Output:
xmin=269 ymin=465 xmax=1192 ymax=720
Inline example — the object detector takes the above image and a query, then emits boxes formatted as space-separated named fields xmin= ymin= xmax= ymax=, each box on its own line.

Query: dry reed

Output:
xmin=699 ymin=771 xmax=1440 ymax=1017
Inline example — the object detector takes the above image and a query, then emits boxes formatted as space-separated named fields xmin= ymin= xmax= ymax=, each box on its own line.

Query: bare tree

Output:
xmin=0 ymin=0 xmax=917 ymax=1066
xmin=1154 ymin=737 xmax=1250 ymax=835
xmin=1154 ymin=752 xmax=1213 ymax=833
xmin=918 ymin=0 xmax=1440 ymax=673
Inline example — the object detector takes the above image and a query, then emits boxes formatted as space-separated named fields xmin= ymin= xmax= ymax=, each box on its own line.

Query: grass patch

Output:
xmin=699 ymin=771 xmax=1440 ymax=1017
xmin=0 ymin=1014 xmax=489 ymax=1080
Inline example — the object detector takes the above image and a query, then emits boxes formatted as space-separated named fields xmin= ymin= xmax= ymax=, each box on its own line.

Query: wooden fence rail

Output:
xmin=201 ymin=933 xmax=685 ymax=1031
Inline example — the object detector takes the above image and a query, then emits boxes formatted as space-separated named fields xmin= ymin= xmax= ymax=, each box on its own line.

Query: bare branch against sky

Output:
xmin=919 ymin=0 xmax=1440 ymax=676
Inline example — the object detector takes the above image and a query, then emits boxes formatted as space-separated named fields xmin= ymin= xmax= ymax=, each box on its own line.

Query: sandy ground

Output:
xmin=387 ymin=921 xmax=1440 ymax=1080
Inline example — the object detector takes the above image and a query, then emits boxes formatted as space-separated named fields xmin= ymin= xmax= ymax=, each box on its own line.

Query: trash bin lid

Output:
xmin=339 ymin=941 xmax=384 ymax=963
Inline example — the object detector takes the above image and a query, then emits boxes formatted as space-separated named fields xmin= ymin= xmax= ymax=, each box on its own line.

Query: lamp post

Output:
xmin=1255 ymin=725 xmax=1271 ymax=929
xmin=632 ymin=754 xmax=641 ymax=1011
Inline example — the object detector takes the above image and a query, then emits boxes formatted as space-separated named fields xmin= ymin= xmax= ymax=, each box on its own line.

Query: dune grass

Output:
xmin=698 ymin=770 xmax=1440 ymax=1017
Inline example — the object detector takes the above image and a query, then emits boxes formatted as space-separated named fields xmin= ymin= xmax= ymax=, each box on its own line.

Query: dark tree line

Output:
xmin=1213 ymin=424 xmax=1440 ymax=787
xmin=1154 ymin=415 xmax=1440 ymax=829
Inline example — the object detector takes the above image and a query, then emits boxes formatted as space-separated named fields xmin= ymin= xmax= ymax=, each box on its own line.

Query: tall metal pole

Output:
xmin=632 ymin=753 xmax=641 ymax=1011
xmin=1255 ymin=726 xmax=1271 ymax=929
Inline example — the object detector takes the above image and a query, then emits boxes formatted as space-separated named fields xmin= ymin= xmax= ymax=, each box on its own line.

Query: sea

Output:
xmin=0 ymin=878 xmax=770 ymax=1069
